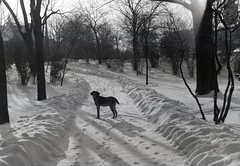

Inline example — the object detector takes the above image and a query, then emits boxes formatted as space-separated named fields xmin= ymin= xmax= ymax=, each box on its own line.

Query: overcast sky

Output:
xmin=1 ymin=0 xmax=192 ymax=28
xmin=2 ymin=0 xmax=116 ymax=22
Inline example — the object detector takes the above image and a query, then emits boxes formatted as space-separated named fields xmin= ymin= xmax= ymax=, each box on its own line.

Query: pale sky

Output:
xmin=6 ymin=0 xmax=77 ymax=17
xmin=2 ymin=0 xmax=116 ymax=22
xmin=1 ymin=0 xmax=192 ymax=29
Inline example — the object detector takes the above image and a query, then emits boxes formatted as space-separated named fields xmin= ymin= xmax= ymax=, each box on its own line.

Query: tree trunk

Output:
xmin=31 ymin=1 xmax=47 ymax=101
xmin=96 ymin=38 xmax=102 ymax=65
xmin=0 ymin=31 xmax=10 ymax=124
xmin=35 ymin=21 xmax=46 ymax=100
xmin=93 ymin=29 xmax=102 ymax=65
xmin=133 ymin=34 xmax=138 ymax=72
xmin=133 ymin=14 xmax=138 ymax=72
xmin=192 ymin=1 xmax=218 ymax=95
xmin=145 ymin=36 xmax=149 ymax=85
xmin=35 ymin=29 xmax=46 ymax=100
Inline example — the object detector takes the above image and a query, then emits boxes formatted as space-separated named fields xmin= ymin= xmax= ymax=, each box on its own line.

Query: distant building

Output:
xmin=1 ymin=17 xmax=20 ymax=41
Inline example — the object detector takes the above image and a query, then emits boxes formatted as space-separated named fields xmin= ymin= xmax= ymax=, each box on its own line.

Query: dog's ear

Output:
xmin=96 ymin=91 xmax=100 ymax=95
xmin=90 ymin=92 xmax=93 ymax=95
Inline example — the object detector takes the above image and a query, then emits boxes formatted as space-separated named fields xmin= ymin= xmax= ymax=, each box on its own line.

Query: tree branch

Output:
xmin=151 ymin=0 xmax=191 ymax=10
xmin=20 ymin=0 xmax=31 ymax=33
xmin=42 ymin=10 xmax=60 ymax=25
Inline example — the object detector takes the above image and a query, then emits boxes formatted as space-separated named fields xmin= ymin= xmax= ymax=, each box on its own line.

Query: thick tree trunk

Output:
xmin=35 ymin=30 xmax=46 ymax=100
xmin=35 ymin=20 xmax=46 ymax=100
xmin=0 ymin=31 xmax=10 ymax=124
xmin=31 ymin=1 xmax=47 ymax=101
xmin=192 ymin=1 xmax=218 ymax=95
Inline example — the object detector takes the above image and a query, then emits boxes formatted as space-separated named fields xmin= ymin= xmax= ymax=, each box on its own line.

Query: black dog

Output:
xmin=90 ymin=91 xmax=119 ymax=119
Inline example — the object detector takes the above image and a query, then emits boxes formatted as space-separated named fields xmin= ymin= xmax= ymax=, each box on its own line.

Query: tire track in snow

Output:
xmin=57 ymin=72 xmax=185 ymax=166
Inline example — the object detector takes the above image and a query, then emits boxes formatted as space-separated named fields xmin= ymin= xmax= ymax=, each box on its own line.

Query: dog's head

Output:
xmin=90 ymin=91 xmax=100 ymax=98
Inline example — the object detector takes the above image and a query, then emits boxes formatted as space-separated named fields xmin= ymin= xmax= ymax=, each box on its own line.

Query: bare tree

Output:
xmin=164 ymin=9 xmax=205 ymax=120
xmin=99 ymin=23 xmax=116 ymax=60
xmin=3 ymin=0 xmax=60 ymax=100
xmin=78 ymin=1 xmax=109 ymax=64
xmin=212 ymin=0 xmax=240 ymax=124
xmin=46 ymin=16 xmax=66 ymax=83
xmin=160 ymin=15 xmax=194 ymax=76
xmin=29 ymin=0 xmax=47 ymax=100
xmin=118 ymin=0 xmax=152 ymax=74
xmin=0 ymin=0 xmax=10 ymax=124
xmin=152 ymin=0 xmax=218 ymax=95
xmin=139 ymin=2 xmax=162 ymax=84
xmin=3 ymin=0 xmax=37 ymax=84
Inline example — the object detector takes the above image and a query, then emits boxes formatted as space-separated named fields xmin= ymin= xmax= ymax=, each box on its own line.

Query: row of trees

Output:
xmin=1 ymin=0 xmax=240 ymax=124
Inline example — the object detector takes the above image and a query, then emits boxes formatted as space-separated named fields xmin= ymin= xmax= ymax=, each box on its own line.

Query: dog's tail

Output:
xmin=115 ymin=98 xmax=120 ymax=104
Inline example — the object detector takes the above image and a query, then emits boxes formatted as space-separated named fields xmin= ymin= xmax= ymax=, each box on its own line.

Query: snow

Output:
xmin=1 ymin=61 xmax=240 ymax=166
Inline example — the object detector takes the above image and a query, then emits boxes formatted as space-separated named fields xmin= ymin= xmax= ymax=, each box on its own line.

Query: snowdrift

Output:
xmin=0 ymin=78 xmax=91 ymax=166
xmin=70 ymin=62 xmax=240 ymax=166
xmin=117 ymin=77 xmax=240 ymax=166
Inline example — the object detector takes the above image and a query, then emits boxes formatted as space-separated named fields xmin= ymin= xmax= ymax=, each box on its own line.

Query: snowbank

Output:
xmin=117 ymin=77 xmax=240 ymax=166
xmin=0 ymin=78 xmax=91 ymax=166
xmin=70 ymin=62 xmax=240 ymax=166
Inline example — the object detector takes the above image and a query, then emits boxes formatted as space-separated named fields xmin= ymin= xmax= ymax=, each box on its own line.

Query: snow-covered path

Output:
xmin=57 ymin=73 xmax=185 ymax=166
xmin=3 ymin=62 xmax=240 ymax=166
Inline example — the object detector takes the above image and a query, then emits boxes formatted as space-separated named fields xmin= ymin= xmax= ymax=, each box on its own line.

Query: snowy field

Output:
xmin=1 ymin=60 xmax=240 ymax=166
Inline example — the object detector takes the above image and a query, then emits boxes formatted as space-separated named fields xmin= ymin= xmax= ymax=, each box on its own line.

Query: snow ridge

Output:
xmin=117 ymin=77 xmax=240 ymax=166
xmin=0 ymin=78 xmax=91 ymax=166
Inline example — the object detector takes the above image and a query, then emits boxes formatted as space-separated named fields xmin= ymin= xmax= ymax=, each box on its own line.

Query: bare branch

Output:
xmin=151 ymin=0 xmax=191 ymax=10
xmin=42 ymin=10 xmax=60 ymax=25
xmin=20 ymin=0 xmax=31 ymax=33
xmin=96 ymin=0 xmax=115 ymax=10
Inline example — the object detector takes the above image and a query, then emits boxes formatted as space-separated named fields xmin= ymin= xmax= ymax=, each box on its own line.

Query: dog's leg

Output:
xmin=113 ymin=103 xmax=117 ymax=118
xmin=114 ymin=108 xmax=118 ymax=118
xmin=97 ymin=106 xmax=100 ymax=119
xmin=110 ymin=103 xmax=118 ymax=119
xmin=114 ymin=106 xmax=118 ymax=118
xmin=110 ymin=105 xmax=116 ymax=119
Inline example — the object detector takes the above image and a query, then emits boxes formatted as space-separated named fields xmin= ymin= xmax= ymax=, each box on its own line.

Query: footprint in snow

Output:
xmin=153 ymin=162 xmax=160 ymax=166
xmin=74 ymin=133 xmax=80 ymax=137
xmin=96 ymin=145 xmax=103 ymax=150
xmin=83 ymin=124 xmax=90 ymax=127
xmin=74 ymin=145 xmax=82 ymax=149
